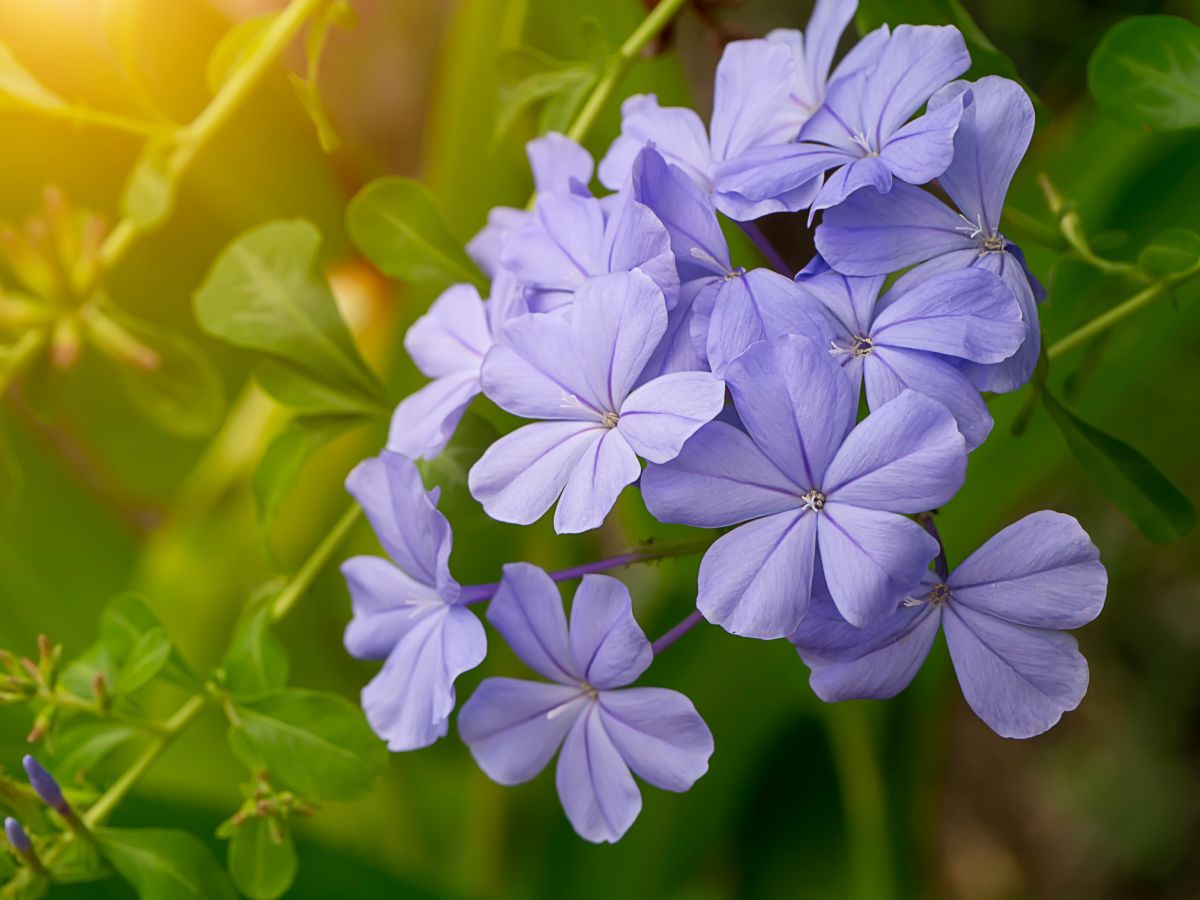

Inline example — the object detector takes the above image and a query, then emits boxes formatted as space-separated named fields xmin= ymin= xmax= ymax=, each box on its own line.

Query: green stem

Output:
xmin=98 ymin=0 xmax=328 ymax=271
xmin=1001 ymin=205 xmax=1065 ymax=252
xmin=50 ymin=692 xmax=170 ymax=735
xmin=1046 ymin=267 xmax=1199 ymax=362
xmin=270 ymin=503 xmax=362 ymax=622
xmin=825 ymin=704 xmax=894 ymax=900
xmin=564 ymin=0 xmax=689 ymax=145
xmin=59 ymin=106 xmax=162 ymax=138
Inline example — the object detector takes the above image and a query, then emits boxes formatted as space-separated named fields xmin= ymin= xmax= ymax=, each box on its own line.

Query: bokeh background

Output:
xmin=2 ymin=0 xmax=1199 ymax=897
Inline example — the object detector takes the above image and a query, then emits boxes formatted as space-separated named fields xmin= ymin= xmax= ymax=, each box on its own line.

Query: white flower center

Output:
xmin=799 ymin=489 xmax=826 ymax=512
xmin=601 ymin=411 xmax=620 ymax=429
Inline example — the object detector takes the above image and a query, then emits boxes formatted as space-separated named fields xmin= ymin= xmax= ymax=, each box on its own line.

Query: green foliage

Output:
xmin=1088 ymin=16 xmax=1200 ymax=132
xmin=48 ymin=838 xmax=110 ymax=884
xmin=206 ymin=13 xmax=278 ymax=93
xmin=52 ymin=723 xmax=142 ymax=778
xmin=97 ymin=594 xmax=195 ymax=692
xmin=289 ymin=0 xmax=356 ymax=153
xmin=494 ymin=41 xmax=603 ymax=142
xmin=194 ymin=219 xmax=385 ymax=408
xmin=1138 ymin=227 xmax=1200 ymax=276
xmin=1043 ymin=390 xmax=1196 ymax=543
xmin=346 ymin=178 xmax=487 ymax=289
xmin=87 ymin=311 xmax=226 ymax=440
xmin=96 ymin=827 xmax=238 ymax=900
xmin=228 ymin=689 xmax=386 ymax=801
xmin=120 ymin=141 xmax=176 ymax=230
xmin=254 ymin=414 xmax=363 ymax=534
xmin=227 ymin=817 xmax=298 ymax=900
xmin=222 ymin=605 xmax=289 ymax=702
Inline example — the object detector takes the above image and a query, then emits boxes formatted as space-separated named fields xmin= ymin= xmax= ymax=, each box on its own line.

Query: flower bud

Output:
xmin=22 ymin=756 xmax=67 ymax=813
xmin=4 ymin=817 xmax=30 ymax=854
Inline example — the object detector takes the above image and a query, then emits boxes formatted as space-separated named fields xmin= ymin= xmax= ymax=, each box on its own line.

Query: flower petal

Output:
xmin=527 ymin=132 xmax=594 ymax=195
xmin=791 ymin=591 xmax=941 ymax=700
xmin=387 ymin=369 xmax=481 ymax=460
xmin=871 ymin=268 xmax=1024 ymax=363
xmin=642 ymin=421 xmax=803 ymax=528
xmin=345 ymin=451 xmax=454 ymax=595
xmin=725 ymin=335 xmax=857 ymax=489
xmin=949 ymin=511 xmax=1107 ymax=629
xmin=793 ymin=268 xmax=885 ymax=337
xmin=710 ymin=39 xmax=797 ymax=161
xmin=618 ymin=371 xmax=726 ymax=464
xmin=458 ymin=678 xmax=586 ymax=784
xmin=698 ymin=509 xmax=818 ymax=639
xmin=569 ymin=576 xmax=653 ymax=690
xmin=570 ymin=271 xmax=669 ymax=412
xmin=713 ymin=142 xmax=853 ymax=207
xmin=501 ymin=193 xmax=606 ymax=294
xmin=553 ymin=428 xmax=642 ymax=534
xmin=598 ymin=94 xmax=712 ymax=192
xmin=361 ymin=605 xmax=486 ymax=751
xmin=823 ymin=390 xmax=966 ymax=513
xmin=556 ymin=705 xmax=642 ymax=843
xmin=404 ymin=284 xmax=491 ymax=378
xmin=816 ymin=181 xmax=973 ymax=275
xmin=469 ymin=421 xmax=604 ymax=526
xmin=602 ymin=190 xmax=679 ymax=308
xmin=943 ymin=603 xmax=1089 ymax=739
xmin=481 ymin=313 xmax=601 ymax=418
xmin=864 ymin=346 xmax=993 ymax=450
xmin=879 ymin=89 xmax=966 ymax=185
xmin=816 ymin=504 xmax=939 ymax=626
xmin=488 ymin=562 xmax=579 ymax=683
xmin=706 ymin=269 xmax=833 ymax=377
xmin=810 ymin=155 xmax=894 ymax=216
xmin=599 ymin=688 xmax=714 ymax=791
xmin=342 ymin=556 xmax=444 ymax=660
xmin=960 ymin=249 xmax=1041 ymax=393
xmin=931 ymin=76 xmax=1034 ymax=234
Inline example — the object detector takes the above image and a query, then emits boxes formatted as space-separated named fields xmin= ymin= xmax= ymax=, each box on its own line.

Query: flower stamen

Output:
xmin=799 ymin=489 xmax=826 ymax=512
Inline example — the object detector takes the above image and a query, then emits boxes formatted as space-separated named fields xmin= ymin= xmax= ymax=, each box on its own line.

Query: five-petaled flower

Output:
xmin=643 ymin=334 xmax=967 ymax=637
xmin=791 ymin=511 xmax=1107 ymax=738
xmin=458 ymin=563 xmax=714 ymax=843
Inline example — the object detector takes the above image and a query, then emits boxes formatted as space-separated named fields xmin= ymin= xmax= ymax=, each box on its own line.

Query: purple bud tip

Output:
xmin=4 ymin=817 xmax=31 ymax=854
xmin=22 ymin=755 xmax=66 ymax=812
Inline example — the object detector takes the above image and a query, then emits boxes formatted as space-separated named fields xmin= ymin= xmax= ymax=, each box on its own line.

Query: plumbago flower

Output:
xmin=458 ymin=563 xmax=714 ymax=843
xmin=500 ymin=184 xmax=678 ymax=314
xmin=469 ymin=270 xmax=725 ymax=533
xmin=816 ymin=76 xmax=1044 ymax=391
xmin=467 ymin=132 xmax=594 ymax=276
xmin=792 ymin=263 xmax=1024 ymax=448
xmin=717 ymin=24 xmax=970 ymax=218
xmin=791 ymin=512 xmax=1107 ymax=738
xmin=643 ymin=335 xmax=967 ymax=637
xmin=388 ymin=270 xmax=525 ymax=459
xmin=598 ymin=0 xmax=878 ymax=219
xmin=341 ymin=451 xmax=485 ymax=751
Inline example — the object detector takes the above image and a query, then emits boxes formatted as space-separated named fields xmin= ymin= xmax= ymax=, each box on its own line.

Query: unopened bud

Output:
xmin=22 ymin=756 xmax=67 ymax=814
xmin=92 ymin=672 xmax=111 ymax=712
xmin=4 ymin=817 xmax=31 ymax=854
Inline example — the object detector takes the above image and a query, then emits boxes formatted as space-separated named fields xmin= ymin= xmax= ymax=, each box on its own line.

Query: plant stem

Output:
xmin=270 ymin=503 xmax=363 ymax=622
xmin=651 ymin=610 xmax=703 ymax=655
xmin=459 ymin=534 xmax=716 ymax=605
xmin=98 ymin=0 xmax=328 ymax=271
xmin=60 ymin=106 xmax=162 ymax=138
xmin=1046 ymin=268 xmax=1198 ymax=361
xmin=1000 ymin=205 xmax=1065 ymax=252
xmin=565 ymin=0 xmax=689 ymax=145
xmin=825 ymin=704 xmax=894 ymax=900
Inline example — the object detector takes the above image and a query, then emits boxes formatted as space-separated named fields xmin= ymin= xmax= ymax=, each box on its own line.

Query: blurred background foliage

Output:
xmin=1 ymin=0 xmax=1199 ymax=897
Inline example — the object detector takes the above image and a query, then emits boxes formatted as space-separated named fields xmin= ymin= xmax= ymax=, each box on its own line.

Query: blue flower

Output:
xmin=791 ymin=511 xmax=1107 ymax=738
xmin=816 ymin=77 xmax=1045 ymax=391
xmin=459 ymin=563 xmax=713 ymax=843
xmin=341 ymin=452 xmax=486 ymax=751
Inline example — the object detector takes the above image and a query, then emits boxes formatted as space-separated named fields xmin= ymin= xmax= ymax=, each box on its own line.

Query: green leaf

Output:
xmin=346 ymin=178 xmax=486 ymax=289
xmin=229 ymin=689 xmax=386 ymax=800
xmin=99 ymin=594 xmax=195 ymax=689
xmin=1138 ymin=226 xmax=1200 ymax=276
xmin=222 ymin=606 xmax=289 ymax=702
xmin=97 ymin=828 xmax=238 ymax=900
xmin=49 ymin=837 xmax=111 ymax=885
xmin=206 ymin=13 xmax=278 ymax=93
xmin=1043 ymin=390 xmax=1196 ymax=542
xmin=254 ymin=358 xmax=388 ymax=417
xmin=253 ymin=414 xmax=364 ymax=533
xmin=52 ymin=723 xmax=142 ymax=778
xmin=0 ymin=39 xmax=68 ymax=112
xmin=287 ymin=0 xmax=355 ymax=152
xmin=1088 ymin=16 xmax=1200 ymax=131
xmin=227 ymin=817 xmax=297 ymax=900
xmin=494 ymin=45 xmax=597 ymax=142
xmin=193 ymin=219 xmax=385 ymax=407
xmin=114 ymin=628 xmax=172 ymax=696
xmin=88 ymin=312 xmax=226 ymax=439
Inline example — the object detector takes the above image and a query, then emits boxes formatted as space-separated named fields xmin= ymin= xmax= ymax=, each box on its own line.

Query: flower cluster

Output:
xmin=343 ymin=0 xmax=1108 ymax=843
